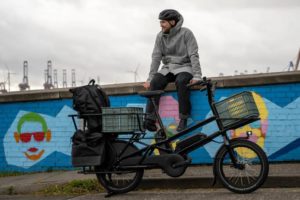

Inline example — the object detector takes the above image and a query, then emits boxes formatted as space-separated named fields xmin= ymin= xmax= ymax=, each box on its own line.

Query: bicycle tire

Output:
xmin=96 ymin=140 xmax=144 ymax=194
xmin=214 ymin=139 xmax=269 ymax=193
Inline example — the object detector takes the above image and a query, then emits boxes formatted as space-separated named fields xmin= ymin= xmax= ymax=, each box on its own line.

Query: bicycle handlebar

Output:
xmin=186 ymin=77 xmax=217 ymax=106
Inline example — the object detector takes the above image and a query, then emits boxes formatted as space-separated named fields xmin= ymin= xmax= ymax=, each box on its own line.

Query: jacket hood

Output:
xmin=163 ymin=13 xmax=183 ymax=37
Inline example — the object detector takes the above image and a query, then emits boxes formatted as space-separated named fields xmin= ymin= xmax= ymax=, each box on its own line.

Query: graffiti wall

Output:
xmin=0 ymin=100 xmax=77 ymax=172
xmin=0 ymin=83 xmax=300 ymax=172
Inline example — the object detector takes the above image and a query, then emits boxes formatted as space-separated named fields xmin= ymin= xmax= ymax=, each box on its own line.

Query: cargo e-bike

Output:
xmin=69 ymin=77 xmax=269 ymax=197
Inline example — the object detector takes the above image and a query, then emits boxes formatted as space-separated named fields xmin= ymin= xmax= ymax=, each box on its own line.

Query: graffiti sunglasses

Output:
xmin=19 ymin=132 xmax=46 ymax=143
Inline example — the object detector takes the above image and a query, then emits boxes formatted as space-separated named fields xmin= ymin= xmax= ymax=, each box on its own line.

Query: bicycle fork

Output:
xmin=211 ymin=135 xmax=242 ymax=187
xmin=223 ymin=135 xmax=245 ymax=169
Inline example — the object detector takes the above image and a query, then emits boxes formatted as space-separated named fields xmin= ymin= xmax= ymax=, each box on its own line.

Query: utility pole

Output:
xmin=8 ymin=71 xmax=11 ymax=92
xmin=7 ymin=69 xmax=16 ymax=92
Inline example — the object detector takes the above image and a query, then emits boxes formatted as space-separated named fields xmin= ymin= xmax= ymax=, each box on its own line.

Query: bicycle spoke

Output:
xmin=245 ymin=169 xmax=257 ymax=182
xmin=245 ymin=171 xmax=251 ymax=184
xmin=240 ymin=171 xmax=244 ymax=186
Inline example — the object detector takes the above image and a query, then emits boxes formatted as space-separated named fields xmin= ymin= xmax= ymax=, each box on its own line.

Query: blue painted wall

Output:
xmin=0 ymin=83 xmax=300 ymax=172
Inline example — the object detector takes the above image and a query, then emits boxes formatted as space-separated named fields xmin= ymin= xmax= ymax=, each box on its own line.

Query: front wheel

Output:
xmin=214 ymin=139 xmax=269 ymax=193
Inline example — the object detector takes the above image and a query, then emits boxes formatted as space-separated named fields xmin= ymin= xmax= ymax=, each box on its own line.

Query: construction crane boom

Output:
xmin=71 ymin=69 xmax=76 ymax=87
xmin=19 ymin=61 xmax=30 ymax=91
xmin=63 ymin=69 xmax=67 ymax=88
xmin=53 ymin=69 xmax=58 ymax=88
xmin=43 ymin=60 xmax=54 ymax=89
xmin=295 ymin=48 xmax=300 ymax=71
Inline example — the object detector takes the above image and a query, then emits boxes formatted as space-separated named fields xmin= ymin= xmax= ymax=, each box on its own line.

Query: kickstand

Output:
xmin=211 ymin=167 xmax=217 ymax=187
xmin=211 ymin=176 xmax=217 ymax=187
xmin=105 ymin=192 xmax=115 ymax=198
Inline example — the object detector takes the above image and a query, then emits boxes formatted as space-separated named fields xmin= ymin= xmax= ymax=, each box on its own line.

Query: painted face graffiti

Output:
xmin=14 ymin=112 xmax=52 ymax=161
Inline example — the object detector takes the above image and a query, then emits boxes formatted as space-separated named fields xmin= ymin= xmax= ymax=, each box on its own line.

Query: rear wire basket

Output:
xmin=214 ymin=91 xmax=259 ymax=129
xmin=102 ymin=107 xmax=144 ymax=133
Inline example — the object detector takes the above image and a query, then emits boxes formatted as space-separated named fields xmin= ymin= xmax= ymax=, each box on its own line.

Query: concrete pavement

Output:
xmin=1 ymin=188 xmax=300 ymax=200
xmin=0 ymin=163 xmax=299 ymax=195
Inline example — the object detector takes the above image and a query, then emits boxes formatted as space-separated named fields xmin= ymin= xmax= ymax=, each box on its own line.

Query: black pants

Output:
xmin=146 ymin=72 xmax=193 ymax=119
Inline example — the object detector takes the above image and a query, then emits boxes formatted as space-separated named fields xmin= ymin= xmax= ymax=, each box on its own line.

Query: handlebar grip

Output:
xmin=186 ymin=77 xmax=210 ymax=89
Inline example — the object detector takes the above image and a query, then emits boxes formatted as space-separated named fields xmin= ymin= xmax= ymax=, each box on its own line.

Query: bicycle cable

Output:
xmin=211 ymin=139 xmax=223 ymax=144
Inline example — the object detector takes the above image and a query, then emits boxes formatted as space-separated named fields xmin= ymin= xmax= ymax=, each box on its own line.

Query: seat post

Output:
xmin=150 ymin=97 xmax=165 ymax=132
xmin=150 ymin=97 xmax=172 ymax=153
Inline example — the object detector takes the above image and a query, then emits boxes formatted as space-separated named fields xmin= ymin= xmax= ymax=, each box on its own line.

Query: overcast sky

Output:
xmin=0 ymin=0 xmax=299 ymax=91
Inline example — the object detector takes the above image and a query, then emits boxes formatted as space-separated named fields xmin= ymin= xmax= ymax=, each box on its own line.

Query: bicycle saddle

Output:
xmin=139 ymin=90 xmax=164 ymax=98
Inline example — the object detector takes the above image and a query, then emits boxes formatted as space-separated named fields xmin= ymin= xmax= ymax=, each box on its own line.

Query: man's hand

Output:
xmin=189 ymin=79 xmax=199 ymax=85
xmin=143 ymin=81 xmax=150 ymax=89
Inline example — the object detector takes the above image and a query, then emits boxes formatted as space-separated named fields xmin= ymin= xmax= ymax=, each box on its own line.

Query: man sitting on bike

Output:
xmin=143 ymin=9 xmax=202 ymax=132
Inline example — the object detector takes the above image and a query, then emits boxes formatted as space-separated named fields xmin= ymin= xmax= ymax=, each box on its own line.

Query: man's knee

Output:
xmin=175 ymin=73 xmax=193 ymax=87
xmin=150 ymin=73 xmax=166 ymax=90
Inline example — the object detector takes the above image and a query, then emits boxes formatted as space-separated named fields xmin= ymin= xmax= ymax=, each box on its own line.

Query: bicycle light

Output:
xmin=246 ymin=131 xmax=253 ymax=137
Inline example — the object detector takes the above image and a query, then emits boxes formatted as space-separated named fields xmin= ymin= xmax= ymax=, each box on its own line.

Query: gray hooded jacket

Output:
xmin=147 ymin=14 xmax=202 ymax=82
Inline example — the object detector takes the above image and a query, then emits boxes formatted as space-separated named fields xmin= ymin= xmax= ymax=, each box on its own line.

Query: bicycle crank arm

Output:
xmin=172 ymin=157 xmax=192 ymax=168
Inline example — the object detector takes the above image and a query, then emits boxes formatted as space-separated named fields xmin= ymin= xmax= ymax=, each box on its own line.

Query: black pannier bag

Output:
xmin=69 ymin=80 xmax=110 ymax=167
xmin=69 ymin=79 xmax=110 ymax=132
xmin=71 ymin=130 xmax=105 ymax=167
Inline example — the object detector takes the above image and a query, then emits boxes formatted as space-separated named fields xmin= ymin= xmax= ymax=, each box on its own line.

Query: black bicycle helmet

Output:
xmin=159 ymin=9 xmax=180 ymax=23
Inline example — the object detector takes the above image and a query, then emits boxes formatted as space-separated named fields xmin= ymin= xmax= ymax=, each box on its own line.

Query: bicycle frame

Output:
xmin=105 ymin=79 xmax=258 ymax=170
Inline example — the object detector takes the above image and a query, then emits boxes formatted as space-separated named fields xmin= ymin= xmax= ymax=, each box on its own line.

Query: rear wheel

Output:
xmin=95 ymin=140 xmax=144 ymax=194
xmin=214 ymin=140 xmax=269 ymax=193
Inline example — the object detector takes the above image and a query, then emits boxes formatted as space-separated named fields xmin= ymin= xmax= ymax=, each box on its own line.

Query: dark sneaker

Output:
xmin=144 ymin=114 xmax=157 ymax=132
xmin=176 ymin=119 xmax=187 ymax=132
